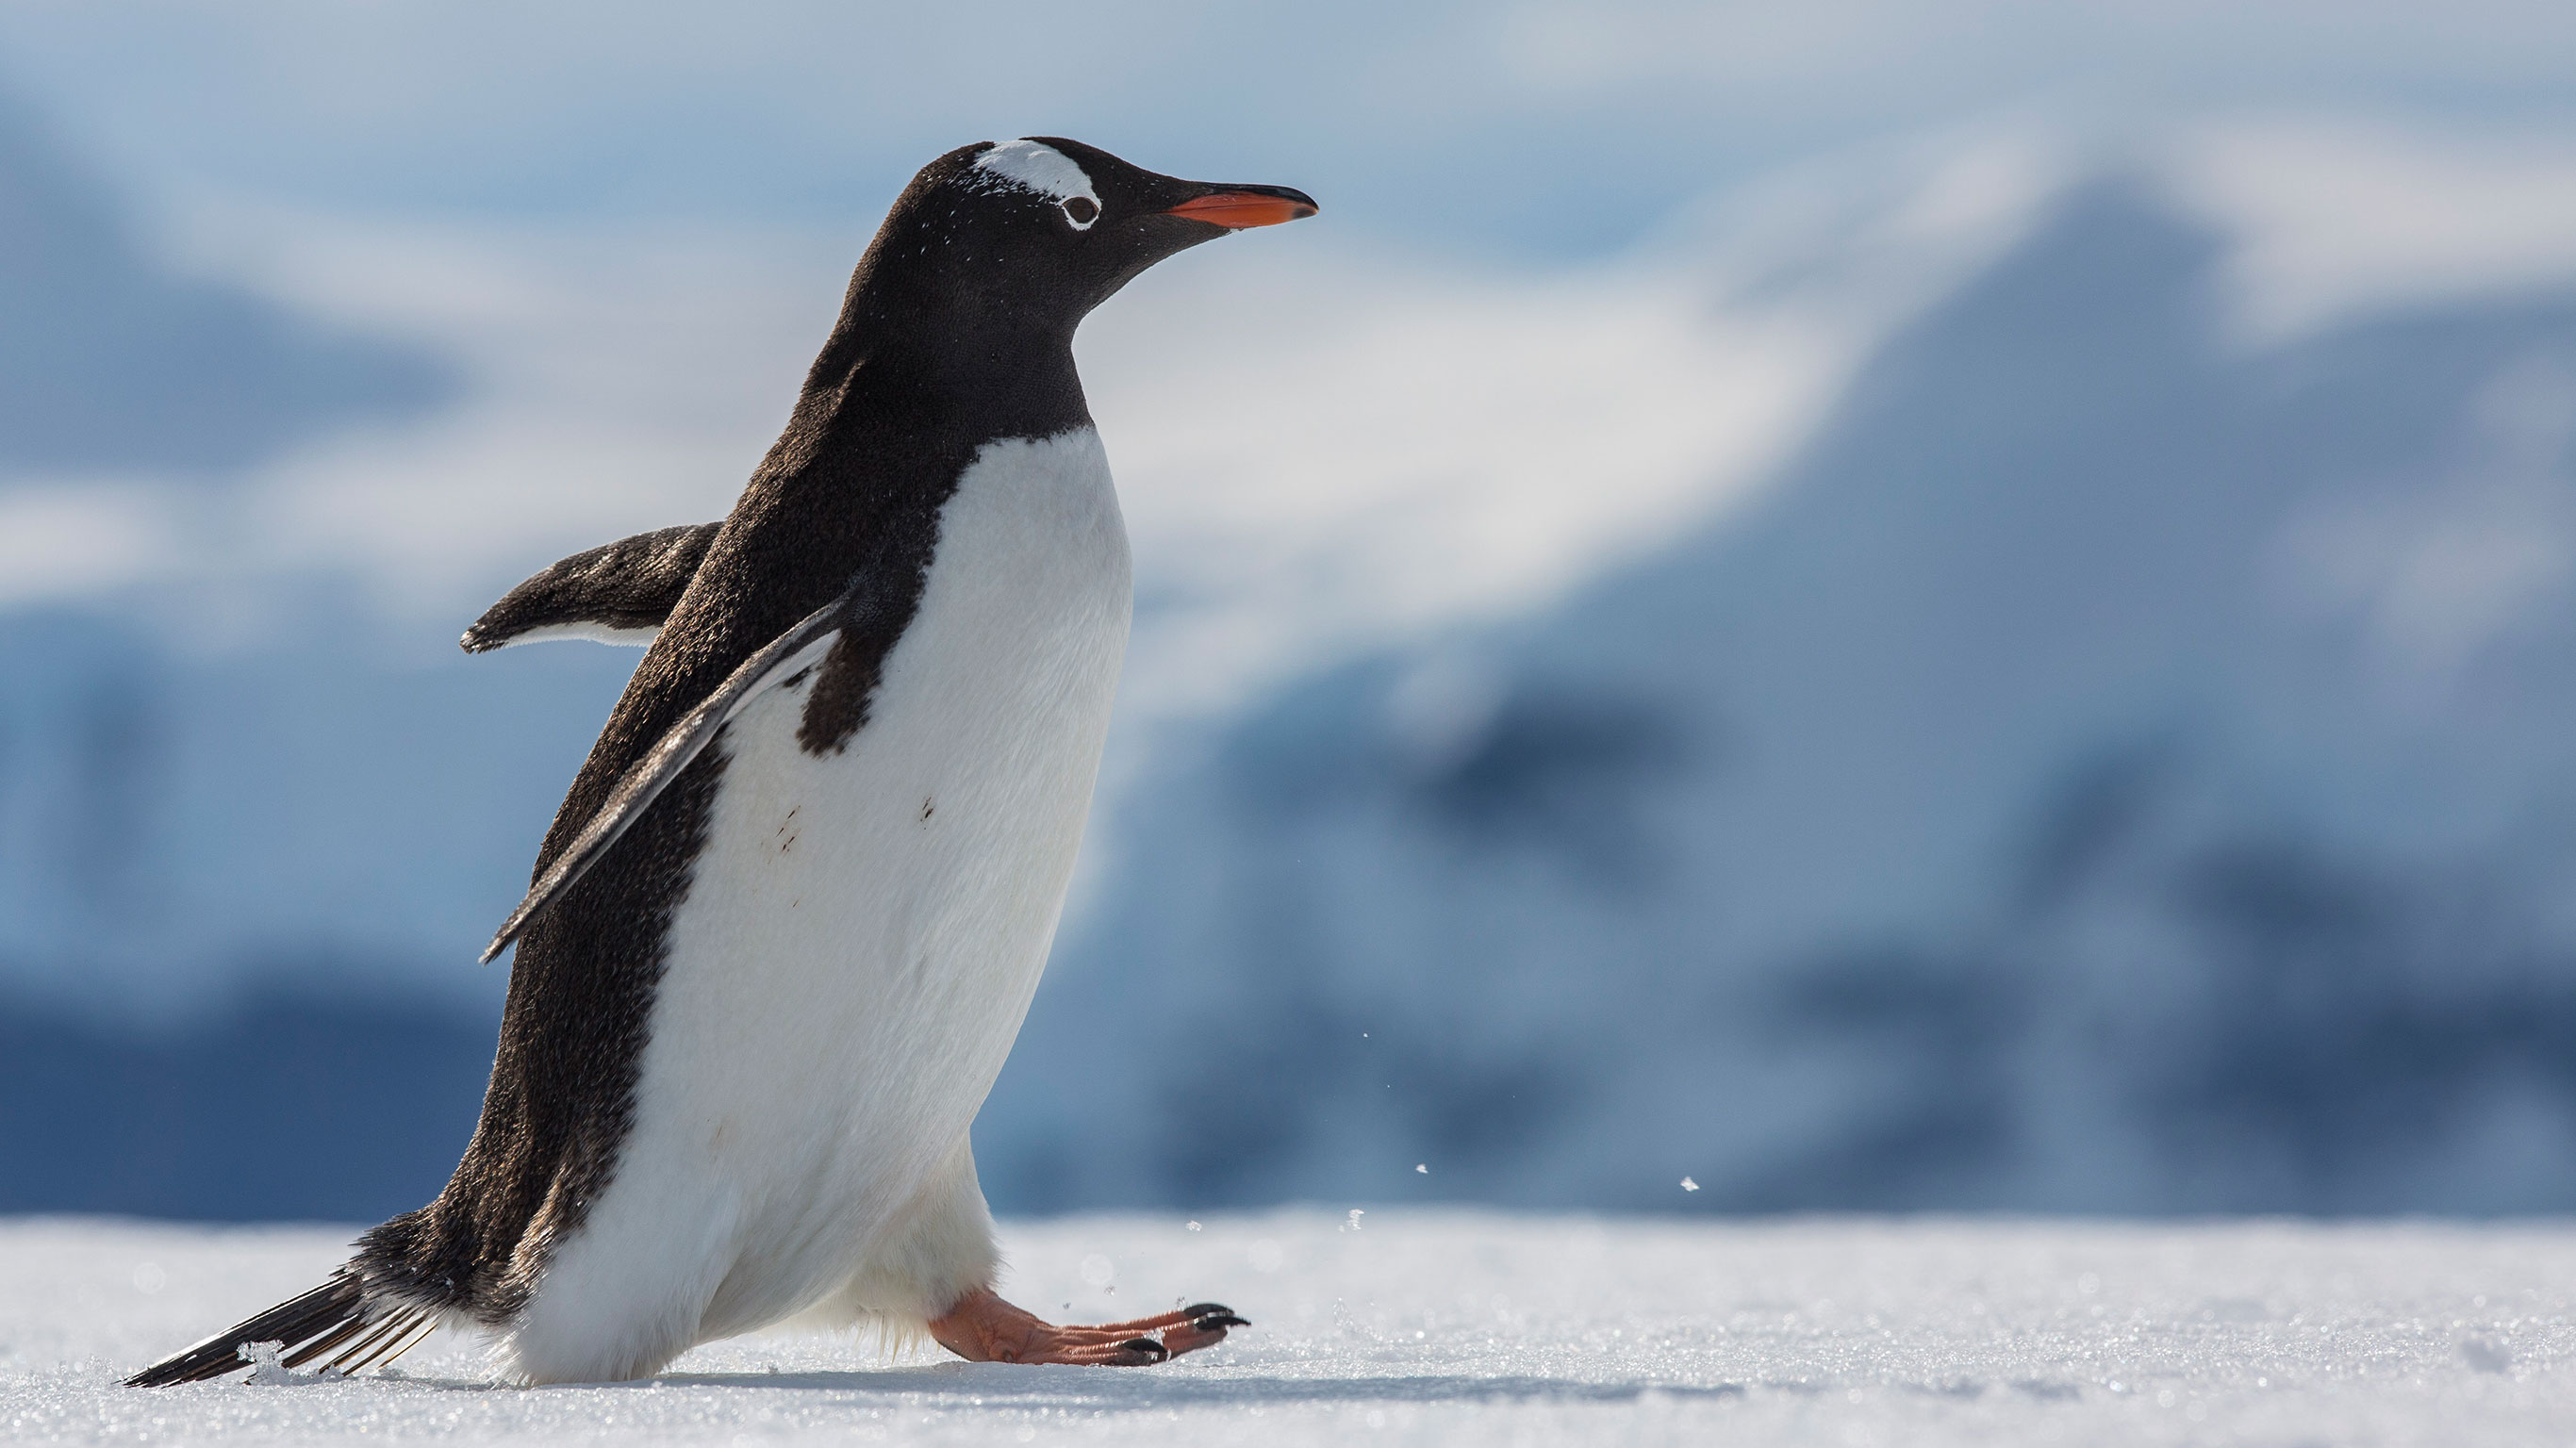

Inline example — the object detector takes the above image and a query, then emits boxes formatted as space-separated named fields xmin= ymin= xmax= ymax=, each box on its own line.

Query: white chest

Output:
xmin=529 ymin=428 xmax=1132 ymax=1349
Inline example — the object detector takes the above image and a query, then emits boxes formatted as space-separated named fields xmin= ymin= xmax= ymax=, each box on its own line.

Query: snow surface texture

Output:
xmin=8 ymin=1211 xmax=2575 ymax=1446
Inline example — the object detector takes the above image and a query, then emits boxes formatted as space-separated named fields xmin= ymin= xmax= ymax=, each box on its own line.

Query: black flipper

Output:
xmin=478 ymin=593 xmax=850 ymax=963
xmin=125 ymin=1273 xmax=438 ymax=1387
xmin=460 ymin=522 xmax=722 ymax=653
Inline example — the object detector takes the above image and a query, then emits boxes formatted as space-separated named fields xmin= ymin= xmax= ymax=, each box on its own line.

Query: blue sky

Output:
xmin=4 ymin=2 xmax=2576 ymax=261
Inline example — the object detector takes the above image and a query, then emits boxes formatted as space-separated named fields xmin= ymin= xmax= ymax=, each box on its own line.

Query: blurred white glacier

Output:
xmin=8 ymin=64 xmax=2576 ymax=1217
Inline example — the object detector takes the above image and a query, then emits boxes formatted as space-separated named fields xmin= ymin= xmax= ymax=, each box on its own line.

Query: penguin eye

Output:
xmin=1062 ymin=196 xmax=1098 ymax=227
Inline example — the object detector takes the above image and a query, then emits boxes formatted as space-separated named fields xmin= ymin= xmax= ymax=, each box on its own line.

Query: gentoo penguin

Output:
xmin=130 ymin=138 xmax=1313 ymax=1388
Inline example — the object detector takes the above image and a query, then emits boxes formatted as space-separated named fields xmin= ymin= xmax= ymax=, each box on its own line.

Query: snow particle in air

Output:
xmin=1681 ymin=1176 xmax=1699 ymax=1192
xmin=1415 ymin=1163 xmax=1428 ymax=1174
xmin=1185 ymin=1219 xmax=1202 ymax=1231
xmin=1343 ymin=1209 xmax=1365 ymax=1232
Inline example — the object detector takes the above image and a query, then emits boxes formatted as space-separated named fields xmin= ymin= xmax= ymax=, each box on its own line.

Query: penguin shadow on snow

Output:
xmin=645 ymin=1363 xmax=1757 ymax=1407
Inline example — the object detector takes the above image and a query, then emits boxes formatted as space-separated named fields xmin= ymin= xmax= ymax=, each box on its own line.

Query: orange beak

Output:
xmin=1162 ymin=190 xmax=1319 ymax=229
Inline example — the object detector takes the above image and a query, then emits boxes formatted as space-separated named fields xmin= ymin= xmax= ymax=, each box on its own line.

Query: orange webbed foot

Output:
xmin=928 ymin=1288 xmax=1248 ymax=1365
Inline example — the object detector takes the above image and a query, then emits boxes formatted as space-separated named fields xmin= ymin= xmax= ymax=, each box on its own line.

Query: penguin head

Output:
xmin=864 ymin=138 xmax=1317 ymax=338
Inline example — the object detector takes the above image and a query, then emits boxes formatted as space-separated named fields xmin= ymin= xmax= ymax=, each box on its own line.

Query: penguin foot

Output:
xmin=928 ymin=1288 xmax=1246 ymax=1366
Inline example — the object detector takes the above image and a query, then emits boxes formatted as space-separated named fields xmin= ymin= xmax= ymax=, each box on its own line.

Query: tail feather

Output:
xmin=277 ymin=1311 xmax=371 ymax=1371
xmin=125 ymin=1274 xmax=437 ymax=1388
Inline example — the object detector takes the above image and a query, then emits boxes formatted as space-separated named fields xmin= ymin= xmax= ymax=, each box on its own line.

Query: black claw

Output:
xmin=1119 ymin=1337 xmax=1169 ymax=1361
xmin=1180 ymin=1302 xmax=1233 ymax=1319
xmin=1192 ymin=1313 xmax=1250 ymax=1330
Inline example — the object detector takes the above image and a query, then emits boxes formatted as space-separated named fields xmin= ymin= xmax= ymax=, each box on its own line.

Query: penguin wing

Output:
xmin=461 ymin=522 xmax=722 ymax=652
xmin=478 ymin=594 xmax=847 ymax=963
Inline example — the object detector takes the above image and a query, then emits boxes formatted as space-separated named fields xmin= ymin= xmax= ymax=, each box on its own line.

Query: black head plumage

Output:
xmin=836 ymin=138 xmax=1317 ymax=360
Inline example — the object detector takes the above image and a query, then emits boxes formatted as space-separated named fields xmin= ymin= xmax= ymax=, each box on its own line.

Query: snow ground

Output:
xmin=7 ymin=1213 xmax=2574 ymax=1445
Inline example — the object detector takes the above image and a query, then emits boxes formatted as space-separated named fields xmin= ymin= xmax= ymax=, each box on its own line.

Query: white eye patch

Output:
xmin=972 ymin=140 xmax=1101 ymax=229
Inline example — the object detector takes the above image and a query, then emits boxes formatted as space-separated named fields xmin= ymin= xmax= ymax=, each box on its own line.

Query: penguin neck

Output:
xmin=801 ymin=268 xmax=1094 ymax=447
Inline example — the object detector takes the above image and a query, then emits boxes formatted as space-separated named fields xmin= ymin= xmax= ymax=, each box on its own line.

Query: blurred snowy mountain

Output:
xmin=10 ymin=96 xmax=2576 ymax=1220
xmin=0 ymin=99 xmax=452 ymax=476
xmin=982 ymin=173 xmax=2576 ymax=1219
xmin=0 ymin=606 xmax=629 ymax=1016
xmin=0 ymin=102 xmax=611 ymax=1016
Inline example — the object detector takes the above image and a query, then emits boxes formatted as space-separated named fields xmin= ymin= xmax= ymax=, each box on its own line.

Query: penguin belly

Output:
xmin=508 ymin=430 xmax=1131 ymax=1384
